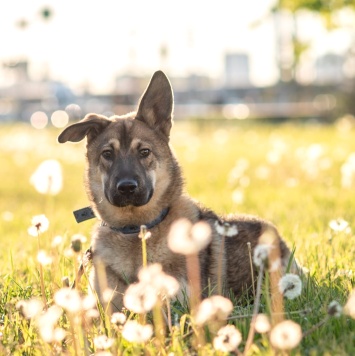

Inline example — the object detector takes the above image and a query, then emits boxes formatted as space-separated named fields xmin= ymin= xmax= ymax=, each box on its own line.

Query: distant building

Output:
xmin=224 ymin=53 xmax=251 ymax=88
xmin=315 ymin=53 xmax=345 ymax=85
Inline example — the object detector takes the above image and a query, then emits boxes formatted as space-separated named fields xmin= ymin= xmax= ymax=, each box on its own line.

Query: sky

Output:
xmin=0 ymin=0 xmax=354 ymax=93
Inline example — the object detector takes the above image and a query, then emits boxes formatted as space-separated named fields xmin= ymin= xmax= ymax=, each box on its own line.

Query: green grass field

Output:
xmin=0 ymin=120 xmax=354 ymax=355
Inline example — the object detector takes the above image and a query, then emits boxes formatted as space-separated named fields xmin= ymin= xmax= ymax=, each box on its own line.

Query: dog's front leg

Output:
xmin=89 ymin=261 xmax=127 ymax=312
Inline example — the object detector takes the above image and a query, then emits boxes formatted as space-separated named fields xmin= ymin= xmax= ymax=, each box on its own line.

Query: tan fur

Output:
xmin=58 ymin=71 xmax=296 ymax=311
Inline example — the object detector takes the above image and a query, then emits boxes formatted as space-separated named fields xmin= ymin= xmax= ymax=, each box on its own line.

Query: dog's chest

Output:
xmin=91 ymin=227 xmax=174 ymax=283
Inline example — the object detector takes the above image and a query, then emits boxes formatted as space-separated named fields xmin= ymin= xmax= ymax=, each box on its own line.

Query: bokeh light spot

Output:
xmin=30 ymin=111 xmax=48 ymax=129
xmin=51 ymin=110 xmax=69 ymax=128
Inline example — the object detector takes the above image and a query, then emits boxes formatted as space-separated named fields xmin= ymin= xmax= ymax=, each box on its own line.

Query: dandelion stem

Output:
xmin=269 ymin=239 xmax=284 ymax=325
xmin=153 ymin=298 xmax=165 ymax=347
xmin=139 ymin=225 xmax=148 ymax=268
xmin=244 ymin=263 xmax=264 ymax=355
xmin=186 ymin=253 xmax=205 ymax=348
xmin=186 ymin=253 xmax=201 ymax=312
xmin=166 ymin=297 xmax=173 ymax=334
xmin=36 ymin=231 xmax=47 ymax=310
xmin=69 ymin=315 xmax=80 ymax=356
xmin=247 ymin=242 xmax=256 ymax=299
xmin=217 ymin=234 xmax=225 ymax=295
xmin=302 ymin=316 xmax=329 ymax=338
xmin=142 ymin=237 xmax=147 ymax=268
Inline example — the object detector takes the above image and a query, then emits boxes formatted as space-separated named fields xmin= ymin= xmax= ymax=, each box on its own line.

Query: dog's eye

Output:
xmin=139 ymin=148 xmax=150 ymax=158
xmin=101 ymin=150 xmax=113 ymax=160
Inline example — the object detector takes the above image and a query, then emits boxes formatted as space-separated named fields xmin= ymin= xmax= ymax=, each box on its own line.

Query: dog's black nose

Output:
xmin=116 ymin=179 xmax=138 ymax=195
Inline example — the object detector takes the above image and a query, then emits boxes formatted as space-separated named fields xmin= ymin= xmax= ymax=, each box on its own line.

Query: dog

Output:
xmin=58 ymin=71 xmax=296 ymax=311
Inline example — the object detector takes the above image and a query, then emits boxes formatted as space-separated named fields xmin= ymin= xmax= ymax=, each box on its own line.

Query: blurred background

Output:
xmin=1 ymin=0 xmax=355 ymax=126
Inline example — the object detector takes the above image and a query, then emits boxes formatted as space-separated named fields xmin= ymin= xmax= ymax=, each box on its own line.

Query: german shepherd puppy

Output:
xmin=58 ymin=71 xmax=295 ymax=311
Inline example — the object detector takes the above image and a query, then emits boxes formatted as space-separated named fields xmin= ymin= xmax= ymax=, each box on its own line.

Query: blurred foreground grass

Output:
xmin=0 ymin=120 xmax=354 ymax=354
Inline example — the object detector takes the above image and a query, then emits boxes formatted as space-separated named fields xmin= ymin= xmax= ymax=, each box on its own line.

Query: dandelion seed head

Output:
xmin=138 ymin=264 xmax=180 ymax=298
xmin=51 ymin=235 xmax=63 ymax=247
xmin=94 ymin=335 xmax=114 ymax=350
xmin=54 ymin=288 xmax=82 ymax=313
xmin=82 ymin=294 xmax=96 ymax=311
xmin=102 ymin=288 xmax=115 ymax=303
xmin=36 ymin=305 xmax=63 ymax=342
xmin=138 ymin=263 xmax=163 ymax=283
xmin=215 ymin=221 xmax=238 ymax=237
xmin=71 ymin=234 xmax=87 ymax=253
xmin=327 ymin=300 xmax=342 ymax=317
xmin=28 ymin=214 xmax=49 ymax=236
xmin=30 ymin=159 xmax=63 ymax=195
xmin=195 ymin=296 xmax=233 ymax=326
xmin=344 ymin=289 xmax=355 ymax=319
xmin=255 ymin=313 xmax=271 ymax=334
xmin=278 ymin=274 xmax=302 ymax=300
xmin=270 ymin=320 xmax=302 ymax=350
xmin=52 ymin=328 xmax=66 ymax=342
xmin=16 ymin=298 xmax=44 ymax=319
xmin=138 ymin=225 xmax=151 ymax=240
xmin=85 ymin=308 xmax=100 ymax=319
xmin=213 ymin=324 xmax=242 ymax=352
xmin=121 ymin=320 xmax=153 ymax=343
xmin=253 ymin=244 xmax=271 ymax=268
xmin=111 ymin=312 xmax=126 ymax=325
xmin=329 ymin=218 xmax=350 ymax=233
xmin=123 ymin=282 xmax=157 ymax=313
xmin=168 ymin=219 xmax=211 ymax=255
xmin=37 ymin=250 xmax=53 ymax=266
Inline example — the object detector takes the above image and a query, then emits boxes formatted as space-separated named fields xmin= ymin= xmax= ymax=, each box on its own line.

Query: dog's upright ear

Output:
xmin=58 ymin=114 xmax=111 ymax=143
xmin=135 ymin=70 xmax=173 ymax=138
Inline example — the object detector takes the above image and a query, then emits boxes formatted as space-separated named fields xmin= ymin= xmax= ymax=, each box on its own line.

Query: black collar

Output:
xmin=102 ymin=207 xmax=170 ymax=234
xmin=73 ymin=206 xmax=170 ymax=235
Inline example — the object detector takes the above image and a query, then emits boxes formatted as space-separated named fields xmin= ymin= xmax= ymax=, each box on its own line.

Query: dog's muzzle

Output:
xmin=105 ymin=177 xmax=153 ymax=207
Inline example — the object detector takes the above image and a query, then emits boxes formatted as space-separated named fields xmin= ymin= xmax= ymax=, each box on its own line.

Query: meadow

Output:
xmin=0 ymin=118 xmax=354 ymax=355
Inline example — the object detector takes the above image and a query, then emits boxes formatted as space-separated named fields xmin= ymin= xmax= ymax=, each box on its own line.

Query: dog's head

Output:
xmin=58 ymin=71 xmax=181 ymax=225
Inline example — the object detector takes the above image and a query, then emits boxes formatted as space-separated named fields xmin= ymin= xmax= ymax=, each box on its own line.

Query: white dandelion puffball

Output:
xmin=195 ymin=295 xmax=233 ymax=326
xmin=30 ymin=159 xmax=63 ymax=195
xmin=16 ymin=298 xmax=44 ymax=319
xmin=94 ymin=335 xmax=114 ymax=350
xmin=28 ymin=214 xmax=49 ymax=236
xmin=329 ymin=218 xmax=350 ymax=233
xmin=121 ymin=320 xmax=153 ymax=343
xmin=54 ymin=288 xmax=83 ymax=313
xmin=327 ymin=301 xmax=342 ymax=317
xmin=253 ymin=244 xmax=271 ymax=268
xmin=111 ymin=312 xmax=127 ymax=325
xmin=255 ymin=313 xmax=271 ymax=334
xmin=213 ymin=324 xmax=242 ymax=352
xmin=36 ymin=305 xmax=63 ymax=342
xmin=168 ymin=218 xmax=211 ymax=255
xmin=123 ymin=282 xmax=158 ymax=313
xmin=278 ymin=274 xmax=302 ymax=300
xmin=138 ymin=263 xmax=180 ymax=298
xmin=215 ymin=221 xmax=238 ymax=237
xmin=37 ymin=250 xmax=53 ymax=266
xmin=270 ymin=320 xmax=302 ymax=350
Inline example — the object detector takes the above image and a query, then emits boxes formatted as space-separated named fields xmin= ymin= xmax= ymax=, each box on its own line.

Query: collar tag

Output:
xmin=73 ymin=207 xmax=96 ymax=223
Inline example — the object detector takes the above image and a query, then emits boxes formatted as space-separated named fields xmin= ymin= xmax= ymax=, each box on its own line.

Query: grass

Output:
xmin=0 ymin=119 xmax=354 ymax=354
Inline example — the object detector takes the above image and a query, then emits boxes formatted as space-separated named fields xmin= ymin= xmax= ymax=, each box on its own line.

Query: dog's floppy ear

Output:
xmin=58 ymin=113 xmax=111 ymax=143
xmin=135 ymin=70 xmax=173 ymax=138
